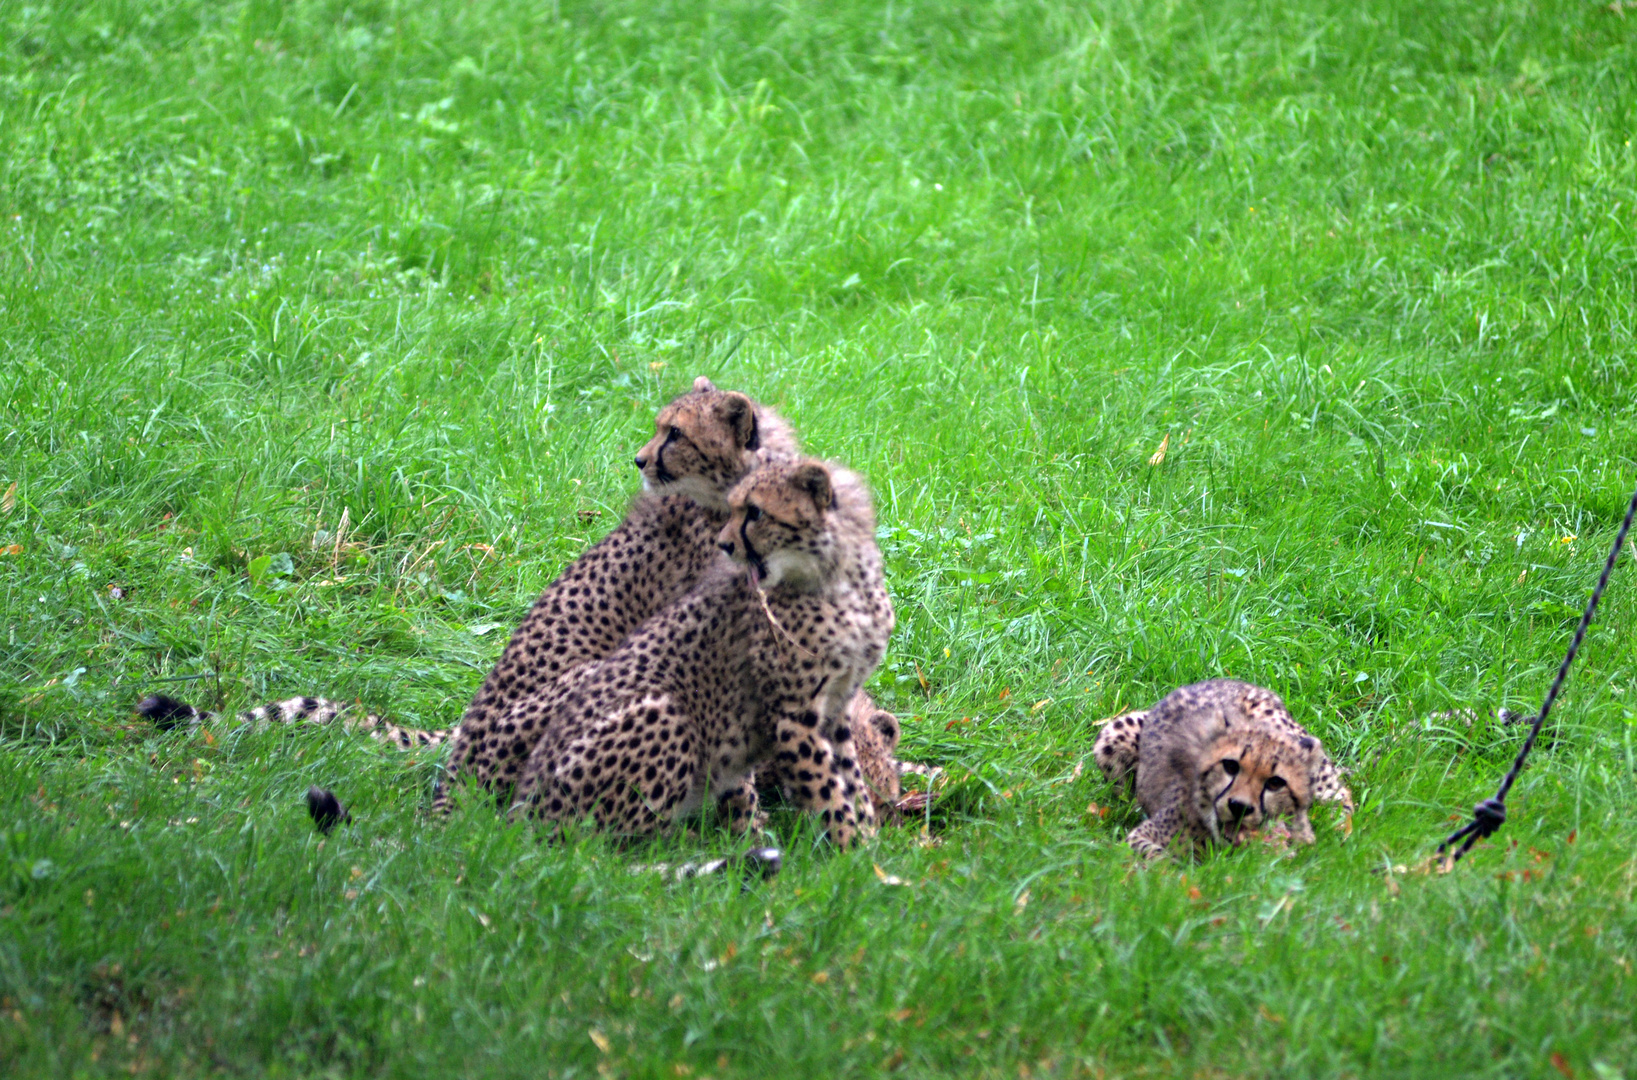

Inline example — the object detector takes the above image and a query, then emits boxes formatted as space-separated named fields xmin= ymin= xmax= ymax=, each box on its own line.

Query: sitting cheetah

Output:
xmin=135 ymin=378 xmax=926 ymax=819
xmin=1092 ymin=679 xmax=1351 ymax=857
xmin=139 ymin=380 xmax=793 ymax=772
xmin=508 ymin=458 xmax=893 ymax=848
xmin=433 ymin=377 xmax=804 ymax=809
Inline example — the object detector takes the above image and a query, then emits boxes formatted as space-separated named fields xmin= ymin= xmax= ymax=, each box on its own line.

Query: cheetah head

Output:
xmin=848 ymin=693 xmax=903 ymax=814
xmin=1195 ymin=729 xmax=1319 ymax=847
xmin=718 ymin=459 xmax=846 ymax=592
xmin=635 ymin=376 xmax=798 ymax=511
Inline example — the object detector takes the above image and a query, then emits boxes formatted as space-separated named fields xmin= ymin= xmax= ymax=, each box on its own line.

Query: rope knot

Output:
xmin=1470 ymin=797 xmax=1506 ymax=837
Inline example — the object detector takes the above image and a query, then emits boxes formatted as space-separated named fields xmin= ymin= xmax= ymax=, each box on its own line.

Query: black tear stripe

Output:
xmin=740 ymin=516 xmax=766 ymax=577
xmin=655 ymin=429 xmax=680 ymax=484
xmin=745 ymin=412 xmax=759 ymax=451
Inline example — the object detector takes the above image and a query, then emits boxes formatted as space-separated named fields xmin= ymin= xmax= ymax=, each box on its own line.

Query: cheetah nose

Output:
xmin=634 ymin=455 xmax=647 ymax=469
xmin=1227 ymin=798 xmax=1254 ymax=820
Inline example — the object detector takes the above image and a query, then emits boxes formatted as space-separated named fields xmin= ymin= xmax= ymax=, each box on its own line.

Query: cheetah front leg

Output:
xmin=1127 ymin=803 xmax=1184 ymax=859
xmin=716 ymin=777 xmax=767 ymax=834
xmin=1093 ymin=709 xmax=1147 ymax=793
xmin=770 ymin=704 xmax=872 ymax=849
xmin=1310 ymin=758 xmax=1355 ymax=813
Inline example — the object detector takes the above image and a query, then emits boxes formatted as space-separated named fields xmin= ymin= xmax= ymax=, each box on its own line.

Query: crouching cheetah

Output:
xmin=508 ymin=458 xmax=894 ymax=848
xmin=1092 ymin=679 xmax=1352 ymax=858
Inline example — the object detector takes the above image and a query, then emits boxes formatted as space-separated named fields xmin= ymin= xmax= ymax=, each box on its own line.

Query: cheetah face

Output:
xmin=718 ymin=460 xmax=836 ymax=591
xmin=1196 ymin=730 xmax=1314 ymax=846
xmin=635 ymin=377 xmax=763 ymax=511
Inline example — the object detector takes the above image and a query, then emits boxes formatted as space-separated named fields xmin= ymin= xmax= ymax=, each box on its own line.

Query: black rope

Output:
xmin=1439 ymin=476 xmax=1637 ymax=865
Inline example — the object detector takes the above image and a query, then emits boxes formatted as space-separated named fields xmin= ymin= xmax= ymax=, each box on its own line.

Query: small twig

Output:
xmin=332 ymin=507 xmax=350 ymax=573
xmin=749 ymin=570 xmax=818 ymax=659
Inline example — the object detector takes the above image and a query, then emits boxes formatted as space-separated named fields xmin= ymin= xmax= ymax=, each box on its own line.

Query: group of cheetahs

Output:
xmin=139 ymin=377 xmax=1354 ymax=860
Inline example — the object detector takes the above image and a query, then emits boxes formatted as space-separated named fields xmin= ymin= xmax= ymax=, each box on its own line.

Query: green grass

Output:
xmin=3 ymin=0 xmax=1637 ymax=1074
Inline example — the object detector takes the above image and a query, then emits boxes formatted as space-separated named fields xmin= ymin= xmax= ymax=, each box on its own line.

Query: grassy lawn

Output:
xmin=3 ymin=0 xmax=1636 ymax=1074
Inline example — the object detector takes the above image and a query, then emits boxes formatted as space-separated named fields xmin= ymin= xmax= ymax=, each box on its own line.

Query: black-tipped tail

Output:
xmin=306 ymin=787 xmax=350 ymax=834
xmin=740 ymin=846 xmax=782 ymax=880
xmin=136 ymin=693 xmax=203 ymax=731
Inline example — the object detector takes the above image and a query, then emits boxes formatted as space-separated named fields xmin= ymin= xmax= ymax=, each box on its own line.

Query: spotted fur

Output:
xmin=431 ymin=378 xmax=804 ymax=810
xmin=508 ymin=459 xmax=894 ymax=848
xmin=135 ymin=693 xmax=448 ymax=749
xmin=1093 ymin=679 xmax=1350 ymax=858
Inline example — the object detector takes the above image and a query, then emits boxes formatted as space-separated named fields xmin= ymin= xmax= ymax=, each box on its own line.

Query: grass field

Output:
xmin=3 ymin=0 xmax=1637 ymax=1075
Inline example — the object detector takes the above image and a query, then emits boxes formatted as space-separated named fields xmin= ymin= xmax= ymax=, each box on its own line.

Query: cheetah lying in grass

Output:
xmin=1093 ymin=679 xmax=1352 ymax=858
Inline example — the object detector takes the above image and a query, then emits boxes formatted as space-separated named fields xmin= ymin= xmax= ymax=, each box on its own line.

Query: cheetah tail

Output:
xmin=135 ymin=693 xmax=213 ymax=730
xmin=631 ymin=847 xmax=783 ymax=886
xmin=136 ymin=692 xmax=455 ymax=749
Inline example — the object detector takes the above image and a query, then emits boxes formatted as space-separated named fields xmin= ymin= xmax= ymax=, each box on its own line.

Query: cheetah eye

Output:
xmin=1219 ymin=759 xmax=1240 ymax=776
xmin=1265 ymin=776 xmax=1287 ymax=790
xmin=744 ymin=505 xmax=762 ymax=522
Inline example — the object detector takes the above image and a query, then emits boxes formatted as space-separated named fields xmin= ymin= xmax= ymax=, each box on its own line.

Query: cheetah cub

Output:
xmin=433 ymin=377 xmax=803 ymax=808
xmin=135 ymin=378 xmax=795 ymax=779
xmin=509 ymin=458 xmax=893 ymax=848
xmin=1093 ymin=679 xmax=1352 ymax=858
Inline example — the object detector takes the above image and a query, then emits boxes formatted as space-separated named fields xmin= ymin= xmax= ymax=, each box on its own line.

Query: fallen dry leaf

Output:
xmin=1148 ymin=433 xmax=1171 ymax=466
xmin=873 ymin=864 xmax=908 ymax=887
xmin=588 ymin=1028 xmax=611 ymax=1054
xmin=1550 ymin=1051 xmax=1574 ymax=1079
xmin=1 ymin=482 xmax=15 ymax=514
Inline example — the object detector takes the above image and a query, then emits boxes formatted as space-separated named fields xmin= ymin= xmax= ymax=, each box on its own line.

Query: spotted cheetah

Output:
xmin=140 ymin=381 xmax=794 ymax=769
xmin=508 ymin=458 xmax=893 ymax=848
xmin=432 ymin=377 xmax=809 ymax=809
xmin=135 ymin=379 xmax=924 ymax=819
xmin=1092 ymin=679 xmax=1351 ymax=858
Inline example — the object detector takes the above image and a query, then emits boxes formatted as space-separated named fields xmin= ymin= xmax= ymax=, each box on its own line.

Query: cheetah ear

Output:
xmin=692 ymin=375 xmax=717 ymax=394
xmin=791 ymin=462 xmax=834 ymax=511
xmin=870 ymin=709 xmax=900 ymax=750
xmin=720 ymin=392 xmax=759 ymax=451
xmin=1296 ymin=734 xmax=1327 ymax=769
